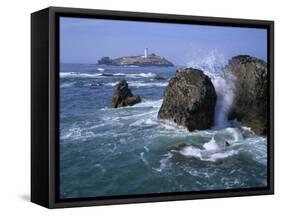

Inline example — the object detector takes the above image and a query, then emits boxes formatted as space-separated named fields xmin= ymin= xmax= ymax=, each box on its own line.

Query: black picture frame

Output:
xmin=31 ymin=6 xmax=274 ymax=209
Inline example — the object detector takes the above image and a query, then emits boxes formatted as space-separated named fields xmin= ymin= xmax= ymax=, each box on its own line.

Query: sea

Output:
xmin=59 ymin=62 xmax=267 ymax=199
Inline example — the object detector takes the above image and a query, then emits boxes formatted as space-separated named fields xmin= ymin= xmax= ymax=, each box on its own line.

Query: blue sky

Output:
xmin=60 ymin=17 xmax=267 ymax=65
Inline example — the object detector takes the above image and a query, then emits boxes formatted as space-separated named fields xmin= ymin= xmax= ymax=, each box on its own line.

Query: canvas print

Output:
xmin=59 ymin=17 xmax=268 ymax=199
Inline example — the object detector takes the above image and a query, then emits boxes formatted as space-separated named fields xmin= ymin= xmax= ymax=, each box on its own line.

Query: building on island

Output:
xmin=144 ymin=48 xmax=148 ymax=58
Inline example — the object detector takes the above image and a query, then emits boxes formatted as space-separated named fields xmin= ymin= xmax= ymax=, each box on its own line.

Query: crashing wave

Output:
xmin=60 ymin=71 xmax=157 ymax=79
xmin=186 ymin=51 xmax=236 ymax=129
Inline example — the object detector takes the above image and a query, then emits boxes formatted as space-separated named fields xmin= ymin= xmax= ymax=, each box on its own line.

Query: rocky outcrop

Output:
xmin=97 ymin=54 xmax=174 ymax=67
xmin=158 ymin=68 xmax=217 ymax=131
xmin=112 ymin=80 xmax=141 ymax=108
xmin=226 ymin=55 xmax=267 ymax=135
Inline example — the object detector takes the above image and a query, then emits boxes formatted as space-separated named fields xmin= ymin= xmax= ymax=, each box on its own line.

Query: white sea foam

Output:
xmin=180 ymin=145 xmax=239 ymax=163
xmin=61 ymin=127 xmax=81 ymax=140
xmin=207 ymin=150 xmax=239 ymax=162
xmin=138 ymin=72 xmax=156 ymax=78
xmin=158 ymin=119 xmax=189 ymax=132
xmin=179 ymin=146 xmax=202 ymax=159
xmin=60 ymin=71 xmax=157 ymax=79
xmin=105 ymin=81 xmax=168 ymax=87
xmin=94 ymin=164 xmax=106 ymax=173
xmin=134 ymin=99 xmax=163 ymax=108
xmin=140 ymin=152 xmax=150 ymax=166
xmin=130 ymin=118 xmax=158 ymax=128
xmin=225 ymin=127 xmax=243 ymax=142
xmin=179 ymin=136 xmax=239 ymax=162
xmin=186 ymin=51 xmax=226 ymax=77
xmin=144 ymin=146 xmax=150 ymax=152
xmin=153 ymin=152 xmax=173 ymax=172
xmin=60 ymin=72 xmax=101 ymax=78
xmin=60 ymin=82 xmax=75 ymax=88
xmin=123 ymin=65 xmax=140 ymax=68
xmin=131 ymin=82 xmax=168 ymax=87
xmin=60 ymin=123 xmax=117 ymax=141
xmin=100 ymin=99 xmax=163 ymax=111
xmin=212 ymin=74 xmax=236 ymax=128
xmin=203 ymin=136 xmax=219 ymax=151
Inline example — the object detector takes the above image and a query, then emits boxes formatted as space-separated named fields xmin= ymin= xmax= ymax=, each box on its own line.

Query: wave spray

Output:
xmin=185 ymin=51 xmax=236 ymax=129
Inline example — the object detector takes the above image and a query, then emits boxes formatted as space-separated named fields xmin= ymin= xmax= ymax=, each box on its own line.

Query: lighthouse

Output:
xmin=144 ymin=48 xmax=148 ymax=58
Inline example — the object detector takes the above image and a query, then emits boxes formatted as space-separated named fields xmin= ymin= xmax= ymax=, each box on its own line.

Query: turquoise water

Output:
xmin=59 ymin=63 xmax=267 ymax=199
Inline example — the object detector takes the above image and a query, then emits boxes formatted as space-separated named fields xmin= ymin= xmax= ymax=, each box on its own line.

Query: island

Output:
xmin=97 ymin=48 xmax=174 ymax=67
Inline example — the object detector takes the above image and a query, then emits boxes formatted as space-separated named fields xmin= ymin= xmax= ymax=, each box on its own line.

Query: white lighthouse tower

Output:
xmin=144 ymin=48 xmax=148 ymax=58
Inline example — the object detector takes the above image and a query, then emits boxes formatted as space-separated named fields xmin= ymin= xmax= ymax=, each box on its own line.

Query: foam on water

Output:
xmin=177 ymin=134 xmax=242 ymax=163
xmin=60 ymin=82 xmax=75 ymax=88
xmin=179 ymin=143 xmax=239 ymax=163
xmin=158 ymin=119 xmax=189 ymax=132
xmin=105 ymin=81 xmax=168 ymax=87
xmin=100 ymin=99 xmax=163 ymax=111
xmin=153 ymin=152 xmax=173 ymax=172
xmin=130 ymin=118 xmax=158 ymax=128
xmin=144 ymin=146 xmax=150 ymax=152
xmin=225 ymin=127 xmax=243 ymax=142
xmin=94 ymin=164 xmax=106 ymax=174
xmin=179 ymin=146 xmax=202 ymax=159
xmin=134 ymin=99 xmax=163 ymax=108
xmin=140 ymin=152 xmax=150 ymax=166
xmin=60 ymin=71 xmax=158 ymax=79
xmin=212 ymin=74 xmax=236 ymax=128
xmin=60 ymin=72 xmax=101 ymax=78
xmin=203 ymin=136 xmax=219 ymax=150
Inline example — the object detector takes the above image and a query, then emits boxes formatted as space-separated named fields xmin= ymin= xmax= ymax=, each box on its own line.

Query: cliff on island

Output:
xmin=97 ymin=53 xmax=174 ymax=67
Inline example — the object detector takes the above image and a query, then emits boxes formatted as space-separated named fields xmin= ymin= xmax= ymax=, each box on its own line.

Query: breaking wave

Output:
xmin=179 ymin=137 xmax=239 ymax=163
xmin=105 ymin=81 xmax=168 ymax=87
xmin=60 ymin=71 xmax=158 ymax=79
xmin=186 ymin=51 xmax=236 ymax=129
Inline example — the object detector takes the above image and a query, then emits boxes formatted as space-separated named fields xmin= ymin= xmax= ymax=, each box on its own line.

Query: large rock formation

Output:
xmin=97 ymin=53 xmax=174 ymax=67
xmin=158 ymin=68 xmax=217 ymax=131
xmin=226 ymin=55 xmax=267 ymax=135
xmin=112 ymin=80 xmax=141 ymax=108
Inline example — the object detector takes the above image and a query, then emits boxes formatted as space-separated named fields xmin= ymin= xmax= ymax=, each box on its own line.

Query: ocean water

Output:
xmin=59 ymin=63 xmax=267 ymax=199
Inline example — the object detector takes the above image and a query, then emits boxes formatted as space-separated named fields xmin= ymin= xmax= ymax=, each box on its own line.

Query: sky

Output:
xmin=60 ymin=17 xmax=267 ymax=65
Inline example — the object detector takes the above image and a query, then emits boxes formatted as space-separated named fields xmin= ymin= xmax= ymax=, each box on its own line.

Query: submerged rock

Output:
xmin=101 ymin=73 xmax=114 ymax=77
xmin=153 ymin=74 xmax=166 ymax=80
xmin=158 ymin=68 xmax=217 ymax=131
xmin=224 ymin=140 xmax=231 ymax=147
xmin=90 ymin=83 xmax=103 ymax=88
xmin=112 ymin=80 xmax=141 ymax=108
xmin=226 ymin=55 xmax=267 ymax=135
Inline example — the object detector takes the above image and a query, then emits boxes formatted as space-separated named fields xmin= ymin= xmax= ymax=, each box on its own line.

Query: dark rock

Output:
xmin=214 ymin=159 xmax=224 ymax=165
xmin=224 ymin=140 xmax=231 ymax=147
xmin=153 ymin=74 xmax=166 ymax=80
xmin=97 ymin=57 xmax=113 ymax=65
xmin=158 ymin=68 xmax=217 ymax=131
xmin=112 ymin=80 xmax=141 ymax=108
xmin=101 ymin=73 xmax=114 ymax=77
xmin=226 ymin=55 xmax=267 ymax=135
xmin=90 ymin=83 xmax=103 ymax=88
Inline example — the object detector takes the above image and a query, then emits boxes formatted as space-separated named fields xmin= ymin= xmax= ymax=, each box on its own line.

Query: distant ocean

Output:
xmin=59 ymin=62 xmax=267 ymax=199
